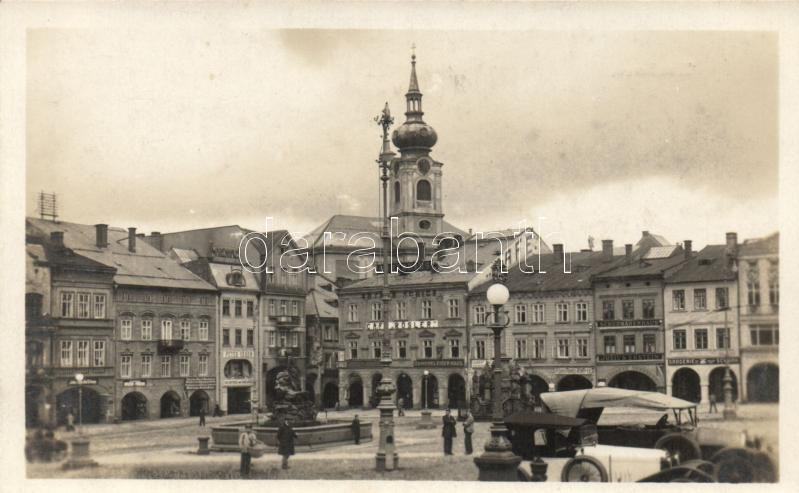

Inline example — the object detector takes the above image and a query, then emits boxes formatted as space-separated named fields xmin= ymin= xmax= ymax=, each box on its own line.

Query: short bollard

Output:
xmin=416 ymin=410 xmax=436 ymax=429
xmin=62 ymin=437 xmax=98 ymax=469
xmin=197 ymin=436 xmax=211 ymax=455
xmin=530 ymin=458 xmax=548 ymax=482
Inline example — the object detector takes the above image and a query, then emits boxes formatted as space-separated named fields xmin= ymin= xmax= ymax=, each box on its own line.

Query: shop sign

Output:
xmin=553 ymin=367 xmax=594 ymax=375
xmin=367 ymin=320 xmax=439 ymax=330
xmin=596 ymin=319 xmax=662 ymax=328
xmin=223 ymin=349 xmax=255 ymax=360
xmin=123 ymin=380 xmax=147 ymax=387
xmin=413 ymin=359 xmax=464 ymax=368
xmin=346 ymin=359 xmax=384 ymax=369
xmin=185 ymin=377 xmax=216 ymax=390
xmin=224 ymin=378 xmax=254 ymax=386
xmin=597 ymin=352 xmax=664 ymax=362
xmin=667 ymin=357 xmax=740 ymax=366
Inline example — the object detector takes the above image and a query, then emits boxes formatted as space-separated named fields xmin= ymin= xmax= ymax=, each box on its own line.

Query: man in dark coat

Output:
xmin=351 ymin=414 xmax=361 ymax=444
xmin=442 ymin=409 xmax=457 ymax=455
xmin=277 ymin=417 xmax=298 ymax=470
xmin=198 ymin=406 xmax=206 ymax=427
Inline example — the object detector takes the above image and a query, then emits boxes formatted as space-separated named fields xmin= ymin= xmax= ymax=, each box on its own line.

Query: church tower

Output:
xmin=390 ymin=54 xmax=445 ymax=242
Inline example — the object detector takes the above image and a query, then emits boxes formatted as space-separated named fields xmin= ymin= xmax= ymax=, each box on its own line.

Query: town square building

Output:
xmin=736 ymin=232 xmax=779 ymax=402
xmin=306 ymin=272 xmax=342 ymax=408
xmin=663 ymin=237 xmax=741 ymax=405
xmin=469 ymin=245 xmax=620 ymax=398
xmin=155 ymin=226 xmax=263 ymax=415
xmin=27 ymin=219 xmax=219 ymax=421
xmin=592 ymin=239 xmax=686 ymax=392
xmin=338 ymin=270 xmax=473 ymax=410
xmin=26 ymin=220 xmax=117 ymax=427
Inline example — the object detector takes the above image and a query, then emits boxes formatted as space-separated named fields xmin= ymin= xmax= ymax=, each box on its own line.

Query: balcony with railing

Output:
xmin=271 ymin=315 xmax=302 ymax=327
xmin=158 ymin=339 xmax=185 ymax=354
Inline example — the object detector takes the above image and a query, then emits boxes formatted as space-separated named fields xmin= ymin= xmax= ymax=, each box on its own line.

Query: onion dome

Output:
xmin=391 ymin=54 xmax=438 ymax=151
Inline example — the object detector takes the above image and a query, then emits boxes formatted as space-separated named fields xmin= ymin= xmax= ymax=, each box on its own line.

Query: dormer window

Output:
xmin=226 ymin=269 xmax=245 ymax=287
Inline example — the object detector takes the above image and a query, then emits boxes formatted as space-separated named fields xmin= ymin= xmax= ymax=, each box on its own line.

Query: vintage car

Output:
xmin=539 ymin=387 xmax=777 ymax=482
xmin=505 ymin=409 xmax=669 ymax=482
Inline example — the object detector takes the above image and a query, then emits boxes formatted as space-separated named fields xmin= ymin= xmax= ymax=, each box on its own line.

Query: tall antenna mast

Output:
xmin=38 ymin=191 xmax=58 ymax=222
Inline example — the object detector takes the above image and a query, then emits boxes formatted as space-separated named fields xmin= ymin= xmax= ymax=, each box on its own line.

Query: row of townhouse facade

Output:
xmin=24 ymin=219 xmax=316 ymax=428
xmin=336 ymin=232 xmax=779 ymax=411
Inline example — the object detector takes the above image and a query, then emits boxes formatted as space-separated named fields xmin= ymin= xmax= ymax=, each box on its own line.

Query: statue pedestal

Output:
xmin=62 ymin=437 xmax=98 ymax=470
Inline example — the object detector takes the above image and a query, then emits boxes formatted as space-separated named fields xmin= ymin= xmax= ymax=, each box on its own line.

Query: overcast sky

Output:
xmin=26 ymin=29 xmax=778 ymax=249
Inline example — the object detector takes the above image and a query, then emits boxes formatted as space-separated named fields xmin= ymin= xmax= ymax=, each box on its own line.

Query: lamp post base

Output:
xmin=473 ymin=422 xmax=522 ymax=481
xmin=416 ymin=410 xmax=436 ymax=429
xmin=722 ymin=407 xmax=737 ymax=420
xmin=375 ymin=376 xmax=398 ymax=471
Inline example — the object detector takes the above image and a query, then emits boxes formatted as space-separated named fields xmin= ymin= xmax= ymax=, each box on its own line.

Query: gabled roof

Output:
xmin=593 ymin=246 xmax=686 ymax=280
xmin=306 ymin=214 xmax=468 ymax=250
xmin=471 ymin=251 xmax=624 ymax=294
xmin=27 ymin=218 xmax=215 ymax=291
xmin=306 ymin=273 xmax=340 ymax=319
xmin=342 ymin=269 xmax=474 ymax=291
xmin=739 ymin=232 xmax=779 ymax=257
xmin=664 ymin=245 xmax=736 ymax=284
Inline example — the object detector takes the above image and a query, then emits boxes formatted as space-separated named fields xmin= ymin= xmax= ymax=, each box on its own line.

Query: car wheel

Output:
xmin=750 ymin=451 xmax=777 ymax=482
xmin=716 ymin=457 xmax=755 ymax=483
xmin=654 ymin=433 xmax=701 ymax=465
xmin=561 ymin=455 xmax=609 ymax=482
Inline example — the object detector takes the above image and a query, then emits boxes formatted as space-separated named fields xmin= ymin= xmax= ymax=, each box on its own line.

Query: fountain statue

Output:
xmin=269 ymin=370 xmax=317 ymax=425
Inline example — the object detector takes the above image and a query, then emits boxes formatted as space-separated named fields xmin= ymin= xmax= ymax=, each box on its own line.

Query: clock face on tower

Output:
xmin=417 ymin=158 xmax=431 ymax=175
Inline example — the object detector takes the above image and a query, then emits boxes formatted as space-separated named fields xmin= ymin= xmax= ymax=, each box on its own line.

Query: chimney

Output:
xmin=553 ymin=243 xmax=563 ymax=261
xmin=94 ymin=224 xmax=108 ymax=248
xmin=642 ymin=230 xmax=650 ymax=237
xmin=726 ymin=232 xmax=738 ymax=256
xmin=625 ymin=244 xmax=633 ymax=258
xmin=150 ymin=231 xmax=163 ymax=251
xmin=684 ymin=240 xmax=692 ymax=259
xmin=128 ymin=227 xmax=137 ymax=253
xmin=50 ymin=231 xmax=64 ymax=249
xmin=602 ymin=239 xmax=613 ymax=261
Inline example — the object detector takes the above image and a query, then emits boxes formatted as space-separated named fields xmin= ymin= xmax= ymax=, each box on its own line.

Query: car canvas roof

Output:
xmin=504 ymin=410 xmax=586 ymax=428
xmin=540 ymin=387 xmax=696 ymax=418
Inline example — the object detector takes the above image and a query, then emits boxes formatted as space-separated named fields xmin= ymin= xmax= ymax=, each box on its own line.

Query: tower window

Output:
xmin=416 ymin=179 xmax=432 ymax=201
xmin=394 ymin=180 xmax=400 ymax=203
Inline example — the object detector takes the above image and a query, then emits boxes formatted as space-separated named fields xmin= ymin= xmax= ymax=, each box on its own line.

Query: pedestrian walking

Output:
xmin=397 ymin=397 xmax=405 ymax=417
xmin=351 ymin=414 xmax=361 ymax=444
xmin=442 ymin=409 xmax=457 ymax=455
xmin=463 ymin=411 xmax=474 ymax=455
xmin=277 ymin=417 xmax=297 ymax=470
xmin=709 ymin=393 xmax=719 ymax=414
xmin=198 ymin=406 xmax=206 ymax=427
xmin=238 ymin=424 xmax=257 ymax=478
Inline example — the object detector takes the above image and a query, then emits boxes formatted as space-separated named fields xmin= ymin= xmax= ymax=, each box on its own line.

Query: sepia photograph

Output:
xmin=1 ymin=1 xmax=797 ymax=490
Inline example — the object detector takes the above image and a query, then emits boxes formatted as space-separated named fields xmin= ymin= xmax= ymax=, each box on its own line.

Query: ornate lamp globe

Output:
xmin=486 ymin=283 xmax=510 ymax=307
xmin=75 ymin=372 xmax=84 ymax=383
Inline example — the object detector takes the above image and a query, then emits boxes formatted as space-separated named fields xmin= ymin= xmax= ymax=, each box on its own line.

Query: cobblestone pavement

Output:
xmin=27 ymin=402 xmax=778 ymax=479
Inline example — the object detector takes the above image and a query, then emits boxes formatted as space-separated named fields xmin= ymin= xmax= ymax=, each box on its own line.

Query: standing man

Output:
xmin=351 ymin=414 xmax=361 ymax=444
xmin=709 ymin=393 xmax=718 ymax=414
xmin=397 ymin=397 xmax=405 ymax=417
xmin=442 ymin=409 xmax=457 ymax=455
xmin=462 ymin=410 xmax=474 ymax=455
xmin=238 ymin=424 xmax=257 ymax=478
xmin=198 ymin=406 xmax=206 ymax=427
xmin=277 ymin=417 xmax=297 ymax=470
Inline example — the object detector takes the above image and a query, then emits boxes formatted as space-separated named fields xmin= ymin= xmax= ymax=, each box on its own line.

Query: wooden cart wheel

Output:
xmin=716 ymin=457 xmax=755 ymax=483
xmin=561 ymin=455 xmax=609 ymax=482
xmin=654 ymin=433 xmax=701 ymax=465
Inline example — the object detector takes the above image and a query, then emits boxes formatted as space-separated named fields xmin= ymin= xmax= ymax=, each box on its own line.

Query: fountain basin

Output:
xmin=210 ymin=420 xmax=372 ymax=451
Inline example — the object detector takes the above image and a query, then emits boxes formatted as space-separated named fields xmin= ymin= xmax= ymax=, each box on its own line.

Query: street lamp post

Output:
xmin=75 ymin=372 xmax=84 ymax=435
xmin=63 ymin=372 xmax=97 ymax=469
xmin=474 ymin=260 xmax=522 ymax=481
xmin=721 ymin=306 xmax=737 ymax=420
xmin=374 ymin=102 xmax=398 ymax=472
